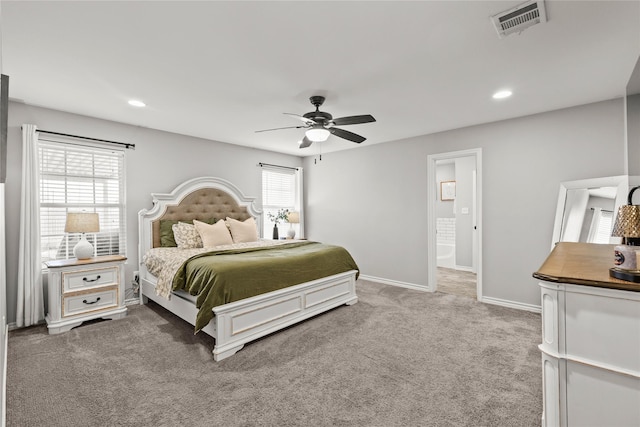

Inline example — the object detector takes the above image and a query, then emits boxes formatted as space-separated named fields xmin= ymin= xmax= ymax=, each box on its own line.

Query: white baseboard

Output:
xmin=360 ymin=275 xmax=541 ymax=314
xmin=454 ymin=265 xmax=474 ymax=273
xmin=480 ymin=296 xmax=541 ymax=313
xmin=359 ymin=275 xmax=431 ymax=292
xmin=7 ymin=320 xmax=47 ymax=331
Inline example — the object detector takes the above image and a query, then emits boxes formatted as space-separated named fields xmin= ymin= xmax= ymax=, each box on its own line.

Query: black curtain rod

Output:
xmin=590 ymin=207 xmax=613 ymax=213
xmin=258 ymin=162 xmax=298 ymax=171
xmin=36 ymin=129 xmax=135 ymax=150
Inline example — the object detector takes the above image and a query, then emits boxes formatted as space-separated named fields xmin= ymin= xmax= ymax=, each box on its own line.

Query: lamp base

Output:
xmin=73 ymin=234 xmax=94 ymax=260
xmin=609 ymin=267 xmax=640 ymax=283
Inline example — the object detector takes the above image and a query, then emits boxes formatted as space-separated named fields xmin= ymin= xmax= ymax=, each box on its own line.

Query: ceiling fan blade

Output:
xmin=331 ymin=114 xmax=376 ymax=126
xmin=283 ymin=113 xmax=316 ymax=125
xmin=329 ymin=127 xmax=366 ymax=144
xmin=255 ymin=125 xmax=306 ymax=133
xmin=299 ymin=136 xmax=313 ymax=149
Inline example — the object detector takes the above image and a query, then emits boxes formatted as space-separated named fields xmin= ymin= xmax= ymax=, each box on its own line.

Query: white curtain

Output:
xmin=16 ymin=124 xmax=44 ymax=327
xmin=295 ymin=167 xmax=304 ymax=239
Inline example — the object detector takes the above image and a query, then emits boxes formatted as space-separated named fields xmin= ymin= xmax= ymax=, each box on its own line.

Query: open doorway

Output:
xmin=427 ymin=149 xmax=482 ymax=300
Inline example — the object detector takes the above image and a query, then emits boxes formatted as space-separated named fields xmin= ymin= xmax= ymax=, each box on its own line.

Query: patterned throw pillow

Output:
xmin=171 ymin=222 xmax=203 ymax=249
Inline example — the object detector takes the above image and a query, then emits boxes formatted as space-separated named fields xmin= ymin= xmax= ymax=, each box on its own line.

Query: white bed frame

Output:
xmin=138 ymin=176 xmax=358 ymax=361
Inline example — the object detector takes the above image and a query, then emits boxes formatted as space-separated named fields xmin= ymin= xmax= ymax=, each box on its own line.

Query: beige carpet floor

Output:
xmin=7 ymin=280 xmax=542 ymax=426
xmin=438 ymin=267 xmax=477 ymax=299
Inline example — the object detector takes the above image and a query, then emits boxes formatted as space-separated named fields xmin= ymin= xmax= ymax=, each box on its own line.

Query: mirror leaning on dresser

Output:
xmin=550 ymin=175 xmax=627 ymax=250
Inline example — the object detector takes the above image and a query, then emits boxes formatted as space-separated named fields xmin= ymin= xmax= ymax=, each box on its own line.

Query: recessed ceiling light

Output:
xmin=492 ymin=90 xmax=512 ymax=99
xmin=128 ymin=99 xmax=146 ymax=107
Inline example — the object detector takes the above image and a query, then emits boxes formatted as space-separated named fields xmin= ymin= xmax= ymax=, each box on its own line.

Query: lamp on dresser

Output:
xmin=65 ymin=212 xmax=99 ymax=260
xmin=610 ymin=185 xmax=640 ymax=281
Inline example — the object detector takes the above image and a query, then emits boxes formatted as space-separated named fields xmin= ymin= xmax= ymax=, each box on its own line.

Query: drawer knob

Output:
xmin=82 ymin=297 xmax=101 ymax=305
xmin=83 ymin=275 xmax=101 ymax=283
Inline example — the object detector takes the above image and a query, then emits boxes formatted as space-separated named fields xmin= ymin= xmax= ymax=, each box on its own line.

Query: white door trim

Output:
xmin=427 ymin=148 xmax=483 ymax=299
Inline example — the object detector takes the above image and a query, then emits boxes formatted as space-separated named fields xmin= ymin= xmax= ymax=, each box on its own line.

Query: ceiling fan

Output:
xmin=255 ymin=96 xmax=376 ymax=148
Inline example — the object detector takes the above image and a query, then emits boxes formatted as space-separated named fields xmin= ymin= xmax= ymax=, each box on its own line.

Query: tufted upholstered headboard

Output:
xmin=151 ymin=188 xmax=252 ymax=248
xmin=138 ymin=177 xmax=262 ymax=266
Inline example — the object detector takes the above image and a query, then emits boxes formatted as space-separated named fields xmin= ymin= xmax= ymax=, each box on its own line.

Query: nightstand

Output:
xmin=45 ymin=255 xmax=128 ymax=334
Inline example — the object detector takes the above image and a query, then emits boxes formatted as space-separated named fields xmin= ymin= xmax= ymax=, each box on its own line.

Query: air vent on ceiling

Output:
xmin=491 ymin=0 xmax=547 ymax=39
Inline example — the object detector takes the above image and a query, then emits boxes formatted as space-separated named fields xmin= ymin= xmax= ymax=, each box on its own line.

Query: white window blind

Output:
xmin=589 ymin=208 xmax=614 ymax=244
xmin=39 ymin=140 xmax=126 ymax=262
xmin=262 ymin=168 xmax=297 ymax=238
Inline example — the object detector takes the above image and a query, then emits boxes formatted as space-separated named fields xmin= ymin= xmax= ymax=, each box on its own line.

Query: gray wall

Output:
xmin=304 ymin=99 xmax=625 ymax=307
xmin=4 ymin=101 xmax=302 ymax=324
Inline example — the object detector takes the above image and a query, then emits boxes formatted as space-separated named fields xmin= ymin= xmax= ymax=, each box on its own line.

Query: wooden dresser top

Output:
xmin=533 ymin=242 xmax=640 ymax=292
xmin=44 ymin=255 xmax=127 ymax=269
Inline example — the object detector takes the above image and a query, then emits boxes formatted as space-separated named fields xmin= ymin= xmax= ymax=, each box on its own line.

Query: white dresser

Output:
xmin=534 ymin=242 xmax=640 ymax=427
xmin=45 ymin=255 xmax=128 ymax=334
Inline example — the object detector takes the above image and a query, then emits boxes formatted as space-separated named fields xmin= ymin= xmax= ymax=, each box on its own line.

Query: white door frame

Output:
xmin=427 ymin=148 xmax=482 ymax=299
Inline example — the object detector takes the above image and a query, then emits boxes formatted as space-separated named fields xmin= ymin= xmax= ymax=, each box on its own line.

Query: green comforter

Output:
xmin=171 ymin=241 xmax=359 ymax=332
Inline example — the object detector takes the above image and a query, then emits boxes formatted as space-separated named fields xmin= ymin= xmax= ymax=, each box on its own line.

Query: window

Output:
xmin=39 ymin=139 xmax=126 ymax=263
xmin=587 ymin=207 xmax=614 ymax=244
xmin=261 ymin=167 xmax=302 ymax=238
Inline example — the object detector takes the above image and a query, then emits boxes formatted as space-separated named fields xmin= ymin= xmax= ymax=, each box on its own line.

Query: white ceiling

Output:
xmin=1 ymin=1 xmax=639 ymax=157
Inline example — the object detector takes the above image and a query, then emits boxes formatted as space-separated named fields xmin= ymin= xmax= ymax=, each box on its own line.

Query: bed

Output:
xmin=138 ymin=176 xmax=359 ymax=361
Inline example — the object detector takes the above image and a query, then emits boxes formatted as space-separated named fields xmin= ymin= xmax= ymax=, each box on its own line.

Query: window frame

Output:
xmin=38 ymin=136 xmax=127 ymax=263
xmin=261 ymin=166 xmax=303 ymax=239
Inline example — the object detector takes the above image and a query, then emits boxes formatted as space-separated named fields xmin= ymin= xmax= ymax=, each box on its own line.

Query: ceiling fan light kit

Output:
xmin=256 ymin=95 xmax=376 ymax=149
xmin=305 ymin=126 xmax=330 ymax=142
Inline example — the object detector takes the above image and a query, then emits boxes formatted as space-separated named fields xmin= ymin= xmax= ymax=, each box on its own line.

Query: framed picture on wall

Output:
xmin=440 ymin=181 xmax=456 ymax=201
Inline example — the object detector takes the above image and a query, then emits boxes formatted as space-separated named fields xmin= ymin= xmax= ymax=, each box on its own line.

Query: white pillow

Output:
xmin=226 ymin=217 xmax=259 ymax=243
xmin=172 ymin=222 xmax=203 ymax=249
xmin=194 ymin=219 xmax=233 ymax=248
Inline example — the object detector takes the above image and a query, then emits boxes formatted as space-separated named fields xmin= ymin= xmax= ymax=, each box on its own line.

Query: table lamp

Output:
xmin=610 ymin=186 xmax=640 ymax=281
xmin=286 ymin=211 xmax=299 ymax=239
xmin=65 ymin=212 xmax=100 ymax=260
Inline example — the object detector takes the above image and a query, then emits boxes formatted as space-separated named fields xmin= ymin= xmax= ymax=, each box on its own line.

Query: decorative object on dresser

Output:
xmin=65 ymin=212 xmax=100 ymax=259
xmin=550 ymin=175 xmax=628 ymax=249
xmin=610 ymin=185 xmax=640 ymax=281
xmin=45 ymin=255 xmax=127 ymax=334
xmin=533 ymin=242 xmax=640 ymax=427
xmin=286 ymin=211 xmax=299 ymax=239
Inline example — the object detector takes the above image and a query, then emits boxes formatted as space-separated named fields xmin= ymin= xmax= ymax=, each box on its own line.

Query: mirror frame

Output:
xmin=551 ymin=175 xmax=628 ymax=250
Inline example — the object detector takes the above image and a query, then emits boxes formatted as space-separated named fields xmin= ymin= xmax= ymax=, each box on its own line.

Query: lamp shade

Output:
xmin=287 ymin=211 xmax=300 ymax=224
xmin=65 ymin=212 xmax=100 ymax=233
xmin=612 ymin=205 xmax=640 ymax=238
xmin=305 ymin=127 xmax=330 ymax=142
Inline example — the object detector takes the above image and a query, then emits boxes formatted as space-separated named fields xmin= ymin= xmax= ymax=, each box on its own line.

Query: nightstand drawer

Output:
xmin=62 ymin=286 xmax=118 ymax=318
xmin=62 ymin=266 xmax=119 ymax=293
